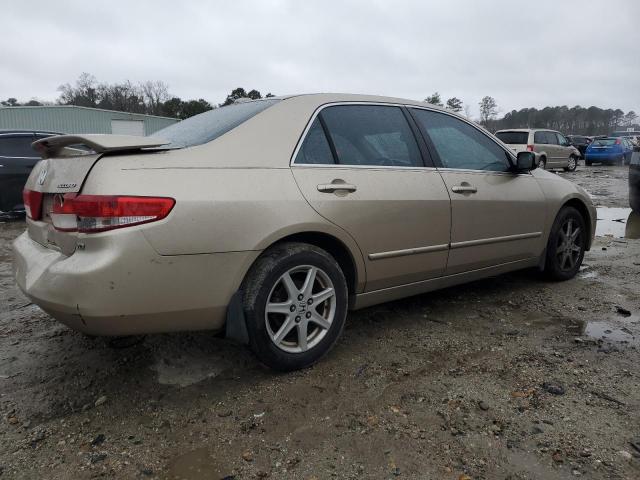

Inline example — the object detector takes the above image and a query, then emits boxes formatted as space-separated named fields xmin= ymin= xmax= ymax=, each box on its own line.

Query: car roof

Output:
xmin=277 ymin=92 xmax=455 ymax=112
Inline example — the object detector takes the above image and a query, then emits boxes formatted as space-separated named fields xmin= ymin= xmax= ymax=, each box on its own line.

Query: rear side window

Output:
xmin=495 ymin=131 xmax=529 ymax=144
xmin=153 ymin=99 xmax=280 ymax=149
xmin=411 ymin=109 xmax=511 ymax=172
xmin=0 ymin=135 xmax=37 ymax=157
xmin=533 ymin=132 xmax=546 ymax=144
xmin=294 ymin=118 xmax=335 ymax=165
xmin=319 ymin=105 xmax=422 ymax=167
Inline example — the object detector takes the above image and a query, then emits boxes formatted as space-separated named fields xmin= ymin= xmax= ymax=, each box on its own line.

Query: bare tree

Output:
xmin=478 ymin=96 xmax=498 ymax=126
xmin=141 ymin=81 xmax=170 ymax=116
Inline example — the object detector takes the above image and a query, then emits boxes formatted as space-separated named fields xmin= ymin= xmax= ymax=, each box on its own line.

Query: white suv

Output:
xmin=495 ymin=129 xmax=581 ymax=172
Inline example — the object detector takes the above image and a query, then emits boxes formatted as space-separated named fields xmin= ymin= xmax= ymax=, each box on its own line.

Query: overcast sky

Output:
xmin=2 ymin=0 xmax=639 ymax=117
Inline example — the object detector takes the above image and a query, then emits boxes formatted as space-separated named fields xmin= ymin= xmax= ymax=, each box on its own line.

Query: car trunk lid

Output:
xmin=24 ymin=134 xmax=169 ymax=255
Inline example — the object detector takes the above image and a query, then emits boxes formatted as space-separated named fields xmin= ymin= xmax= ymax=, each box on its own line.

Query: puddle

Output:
xmin=151 ymin=351 xmax=227 ymax=387
xmin=566 ymin=313 xmax=640 ymax=347
xmin=583 ymin=322 xmax=637 ymax=344
xmin=578 ymin=264 xmax=599 ymax=280
xmin=595 ymin=207 xmax=640 ymax=239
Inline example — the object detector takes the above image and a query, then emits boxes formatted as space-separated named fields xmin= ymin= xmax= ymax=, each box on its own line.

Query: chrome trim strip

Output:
xmin=450 ymin=232 xmax=542 ymax=249
xmin=369 ymin=243 xmax=449 ymax=260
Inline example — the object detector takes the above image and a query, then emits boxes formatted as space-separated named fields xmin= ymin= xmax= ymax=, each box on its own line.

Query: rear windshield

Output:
xmin=592 ymin=139 xmax=617 ymax=146
xmin=153 ymin=99 xmax=280 ymax=149
xmin=495 ymin=131 xmax=528 ymax=144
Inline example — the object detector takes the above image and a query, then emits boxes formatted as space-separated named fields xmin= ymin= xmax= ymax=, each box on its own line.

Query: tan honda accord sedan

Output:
xmin=13 ymin=94 xmax=596 ymax=370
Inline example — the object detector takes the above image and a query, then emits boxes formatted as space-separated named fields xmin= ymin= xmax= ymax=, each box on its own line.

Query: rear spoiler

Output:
xmin=33 ymin=134 xmax=170 ymax=159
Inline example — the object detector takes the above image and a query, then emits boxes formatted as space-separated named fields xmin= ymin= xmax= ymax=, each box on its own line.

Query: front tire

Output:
xmin=242 ymin=242 xmax=348 ymax=371
xmin=564 ymin=155 xmax=578 ymax=172
xmin=544 ymin=207 xmax=587 ymax=281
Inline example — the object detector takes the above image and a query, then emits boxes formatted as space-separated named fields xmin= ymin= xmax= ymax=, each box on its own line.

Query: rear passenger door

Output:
xmin=409 ymin=108 xmax=546 ymax=275
xmin=544 ymin=131 xmax=563 ymax=167
xmin=291 ymin=104 xmax=451 ymax=291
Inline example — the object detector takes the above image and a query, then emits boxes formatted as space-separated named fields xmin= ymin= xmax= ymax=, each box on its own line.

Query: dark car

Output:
xmin=0 ymin=130 xmax=59 ymax=216
xmin=566 ymin=135 xmax=592 ymax=159
xmin=631 ymin=146 xmax=640 ymax=212
xmin=585 ymin=137 xmax=633 ymax=166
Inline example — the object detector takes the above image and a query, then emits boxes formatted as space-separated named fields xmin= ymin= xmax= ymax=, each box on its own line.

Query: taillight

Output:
xmin=615 ymin=138 xmax=621 ymax=145
xmin=526 ymin=145 xmax=535 ymax=152
xmin=51 ymin=194 xmax=175 ymax=233
xmin=23 ymin=189 xmax=43 ymax=220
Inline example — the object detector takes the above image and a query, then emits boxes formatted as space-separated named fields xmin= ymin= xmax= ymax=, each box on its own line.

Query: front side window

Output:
xmin=545 ymin=132 xmax=559 ymax=145
xmin=556 ymin=133 xmax=569 ymax=146
xmin=319 ymin=105 xmax=422 ymax=167
xmin=0 ymin=135 xmax=37 ymax=158
xmin=410 ymin=109 xmax=511 ymax=172
xmin=294 ymin=118 xmax=334 ymax=165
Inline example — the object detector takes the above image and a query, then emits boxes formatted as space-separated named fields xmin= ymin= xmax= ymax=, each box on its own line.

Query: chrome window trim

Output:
xmin=289 ymin=101 xmax=432 ymax=170
xmin=436 ymin=167 xmax=532 ymax=177
xmin=292 ymin=163 xmax=439 ymax=172
xmin=289 ymin=101 xmax=534 ymax=176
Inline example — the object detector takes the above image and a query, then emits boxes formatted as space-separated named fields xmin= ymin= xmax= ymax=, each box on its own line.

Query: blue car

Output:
xmin=585 ymin=137 xmax=633 ymax=166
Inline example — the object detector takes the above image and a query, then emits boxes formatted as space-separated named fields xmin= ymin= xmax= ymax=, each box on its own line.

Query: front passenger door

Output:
xmin=409 ymin=108 xmax=546 ymax=275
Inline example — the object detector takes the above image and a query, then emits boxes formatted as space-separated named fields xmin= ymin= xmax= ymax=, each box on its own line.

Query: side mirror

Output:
xmin=516 ymin=151 xmax=537 ymax=171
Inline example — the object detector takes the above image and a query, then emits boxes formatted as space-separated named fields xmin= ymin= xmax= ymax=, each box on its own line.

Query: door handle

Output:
xmin=317 ymin=183 xmax=357 ymax=193
xmin=451 ymin=185 xmax=477 ymax=194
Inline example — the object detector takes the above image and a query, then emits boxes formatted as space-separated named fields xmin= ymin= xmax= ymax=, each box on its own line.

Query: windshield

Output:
xmin=592 ymin=139 xmax=617 ymax=146
xmin=152 ymin=99 xmax=280 ymax=148
xmin=495 ymin=131 xmax=528 ymax=144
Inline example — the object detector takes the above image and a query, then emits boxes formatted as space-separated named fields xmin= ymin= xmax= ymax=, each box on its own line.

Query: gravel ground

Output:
xmin=0 ymin=164 xmax=639 ymax=479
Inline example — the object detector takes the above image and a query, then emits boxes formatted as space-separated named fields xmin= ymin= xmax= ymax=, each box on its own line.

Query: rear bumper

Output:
xmin=12 ymin=230 xmax=259 ymax=336
xmin=585 ymin=153 xmax=624 ymax=163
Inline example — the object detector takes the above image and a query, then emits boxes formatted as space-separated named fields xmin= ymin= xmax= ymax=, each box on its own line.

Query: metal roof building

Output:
xmin=0 ymin=105 xmax=179 ymax=136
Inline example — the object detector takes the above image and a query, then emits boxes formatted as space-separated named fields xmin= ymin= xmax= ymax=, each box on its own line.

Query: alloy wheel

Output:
xmin=264 ymin=265 xmax=336 ymax=353
xmin=555 ymin=218 xmax=583 ymax=271
xmin=567 ymin=156 xmax=576 ymax=171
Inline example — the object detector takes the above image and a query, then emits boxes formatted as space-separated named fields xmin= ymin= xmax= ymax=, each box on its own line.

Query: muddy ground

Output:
xmin=1 ymin=164 xmax=639 ymax=479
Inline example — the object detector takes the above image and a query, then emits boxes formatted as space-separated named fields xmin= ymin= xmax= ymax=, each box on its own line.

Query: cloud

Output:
xmin=2 ymin=0 xmax=638 ymax=116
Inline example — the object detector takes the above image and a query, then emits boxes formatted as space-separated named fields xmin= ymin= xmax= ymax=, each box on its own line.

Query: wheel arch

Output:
xmin=261 ymin=231 xmax=362 ymax=297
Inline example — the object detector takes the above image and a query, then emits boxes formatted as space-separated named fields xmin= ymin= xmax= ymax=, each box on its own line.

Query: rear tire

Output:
xmin=242 ymin=242 xmax=348 ymax=371
xmin=539 ymin=157 xmax=547 ymax=170
xmin=544 ymin=207 xmax=587 ymax=281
